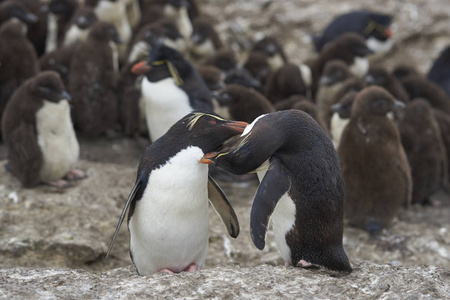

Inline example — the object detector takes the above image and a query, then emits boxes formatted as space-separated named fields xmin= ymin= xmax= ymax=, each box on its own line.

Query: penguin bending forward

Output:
xmin=200 ymin=110 xmax=352 ymax=273
xmin=106 ymin=112 xmax=247 ymax=275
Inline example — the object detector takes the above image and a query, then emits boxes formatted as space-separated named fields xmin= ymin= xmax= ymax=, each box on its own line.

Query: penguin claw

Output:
xmin=297 ymin=260 xmax=313 ymax=268
xmin=158 ymin=269 xmax=174 ymax=275
xmin=64 ymin=169 xmax=88 ymax=181
xmin=184 ymin=264 xmax=200 ymax=272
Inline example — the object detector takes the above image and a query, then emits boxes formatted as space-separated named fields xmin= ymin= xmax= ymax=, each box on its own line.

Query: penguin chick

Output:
xmin=265 ymin=63 xmax=312 ymax=104
xmin=1 ymin=71 xmax=83 ymax=188
xmin=310 ymin=32 xmax=373 ymax=98
xmin=312 ymin=10 xmax=393 ymax=54
xmin=189 ymin=16 xmax=223 ymax=62
xmin=131 ymin=42 xmax=213 ymax=141
xmin=364 ymin=66 xmax=409 ymax=103
xmin=243 ymin=51 xmax=272 ymax=91
xmin=42 ymin=0 xmax=79 ymax=53
xmin=398 ymin=99 xmax=447 ymax=204
xmin=106 ymin=112 xmax=246 ymax=275
xmin=427 ymin=45 xmax=450 ymax=97
xmin=201 ymin=49 xmax=238 ymax=73
xmin=392 ymin=64 xmax=420 ymax=81
xmin=325 ymin=77 xmax=365 ymax=128
xmin=197 ymin=65 xmax=224 ymax=91
xmin=316 ymin=60 xmax=353 ymax=121
xmin=62 ymin=6 xmax=98 ymax=46
xmin=401 ymin=74 xmax=450 ymax=114
xmin=86 ymin=0 xmax=132 ymax=62
xmin=338 ymin=86 xmax=412 ymax=235
xmin=200 ymin=110 xmax=352 ymax=273
xmin=224 ymin=67 xmax=261 ymax=90
xmin=0 ymin=1 xmax=38 ymax=26
xmin=214 ymin=84 xmax=275 ymax=123
xmin=251 ymin=36 xmax=288 ymax=70
xmin=68 ymin=21 xmax=121 ymax=136
xmin=0 ymin=19 xmax=40 ymax=137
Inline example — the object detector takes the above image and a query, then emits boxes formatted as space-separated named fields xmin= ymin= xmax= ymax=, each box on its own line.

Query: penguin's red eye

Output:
xmin=210 ymin=120 xmax=216 ymax=125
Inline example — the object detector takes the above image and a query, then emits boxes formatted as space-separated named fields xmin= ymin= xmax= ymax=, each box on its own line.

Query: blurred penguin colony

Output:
xmin=1 ymin=0 xmax=450 ymax=234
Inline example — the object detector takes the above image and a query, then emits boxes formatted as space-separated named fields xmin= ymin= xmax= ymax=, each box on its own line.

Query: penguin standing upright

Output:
xmin=68 ymin=21 xmax=122 ymax=136
xmin=131 ymin=43 xmax=213 ymax=141
xmin=86 ymin=0 xmax=132 ymax=62
xmin=106 ymin=112 xmax=245 ymax=275
xmin=251 ymin=36 xmax=288 ymax=71
xmin=316 ymin=60 xmax=353 ymax=121
xmin=62 ymin=6 xmax=98 ymax=46
xmin=0 ymin=19 xmax=40 ymax=137
xmin=312 ymin=10 xmax=393 ymax=54
xmin=1 ymin=71 xmax=83 ymax=188
xmin=329 ymin=91 xmax=358 ymax=148
xmin=200 ymin=110 xmax=352 ymax=273
xmin=188 ymin=16 xmax=223 ymax=63
xmin=364 ymin=66 xmax=409 ymax=103
xmin=398 ymin=99 xmax=447 ymax=204
xmin=338 ymin=87 xmax=412 ymax=235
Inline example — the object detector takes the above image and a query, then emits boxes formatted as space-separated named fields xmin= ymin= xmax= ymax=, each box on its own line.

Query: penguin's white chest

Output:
xmin=349 ymin=56 xmax=369 ymax=78
xmin=330 ymin=113 xmax=350 ymax=149
xmin=190 ymin=39 xmax=215 ymax=58
xmin=36 ymin=100 xmax=80 ymax=182
xmin=256 ymin=160 xmax=296 ymax=264
xmin=63 ymin=25 xmax=88 ymax=46
xmin=128 ymin=146 xmax=210 ymax=275
xmin=141 ymin=76 xmax=192 ymax=141
xmin=45 ymin=13 xmax=58 ymax=53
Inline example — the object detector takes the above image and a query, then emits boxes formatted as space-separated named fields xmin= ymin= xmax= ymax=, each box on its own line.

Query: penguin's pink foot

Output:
xmin=297 ymin=260 xmax=313 ymax=268
xmin=284 ymin=261 xmax=291 ymax=267
xmin=184 ymin=263 xmax=200 ymax=272
xmin=47 ymin=179 xmax=71 ymax=188
xmin=65 ymin=169 xmax=87 ymax=181
xmin=158 ymin=269 xmax=174 ymax=274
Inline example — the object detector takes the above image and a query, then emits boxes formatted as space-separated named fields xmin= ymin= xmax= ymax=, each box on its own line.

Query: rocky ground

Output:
xmin=1 ymin=0 xmax=450 ymax=298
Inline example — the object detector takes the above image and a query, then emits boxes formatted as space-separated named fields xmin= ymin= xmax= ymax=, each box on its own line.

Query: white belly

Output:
xmin=256 ymin=160 xmax=296 ymax=264
xmin=268 ymin=54 xmax=284 ymax=71
xmin=45 ymin=13 xmax=58 ymax=53
xmin=330 ymin=113 xmax=349 ymax=149
xmin=316 ymin=83 xmax=343 ymax=120
xmin=189 ymin=39 xmax=215 ymax=58
xmin=36 ymin=100 xmax=80 ymax=182
xmin=141 ymin=77 xmax=192 ymax=141
xmin=63 ymin=25 xmax=88 ymax=46
xmin=367 ymin=37 xmax=394 ymax=55
xmin=349 ymin=56 xmax=369 ymax=78
xmin=128 ymin=146 xmax=209 ymax=275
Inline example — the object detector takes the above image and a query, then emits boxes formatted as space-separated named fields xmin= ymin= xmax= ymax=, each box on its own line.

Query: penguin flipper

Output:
xmin=105 ymin=180 xmax=142 ymax=260
xmin=250 ymin=156 xmax=290 ymax=250
xmin=208 ymin=174 xmax=240 ymax=238
xmin=7 ymin=122 xmax=42 ymax=187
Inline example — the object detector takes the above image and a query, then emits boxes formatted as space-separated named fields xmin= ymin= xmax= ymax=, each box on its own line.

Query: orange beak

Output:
xmin=131 ymin=61 xmax=152 ymax=75
xmin=200 ymin=152 xmax=218 ymax=164
xmin=226 ymin=121 xmax=248 ymax=132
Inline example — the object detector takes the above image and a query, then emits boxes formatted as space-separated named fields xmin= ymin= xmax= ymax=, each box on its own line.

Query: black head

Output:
xmin=320 ymin=60 xmax=352 ymax=86
xmin=164 ymin=112 xmax=248 ymax=154
xmin=224 ymin=67 xmax=261 ymax=89
xmin=365 ymin=12 xmax=393 ymax=40
xmin=30 ymin=71 xmax=71 ymax=103
xmin=203 ymin=49 xmax=238 ymax=72
xmin=252 ymin=37 xmax=282 ymax=57
xmin=330 ymin=91 xmax=358 ymax=119
xmin=88 ymin=21 xmax=122 ymax=44
xmin=0 ymin=1 xmax=38 ymax=25
xmin=43 ymin=0 xmax=77 ymax=15
xmin=73 ymin=6 xmax=97 ymax=29
xmin=364 ymin=66 xmax=389 ymax=86
xmin=352 ymin=86 xmax=404 ymax=117
xmin=150 ymin=18 xmax=184 ymax=41
xmin=392 ymin=64 xmax=420 ymax=81
xmin=337 ymin=33 xmax=373 ymax=57
xmin=191 ymin=18 xmax=214 ymax=45
xmin=167 ymin=0 xmax=189 ymax=9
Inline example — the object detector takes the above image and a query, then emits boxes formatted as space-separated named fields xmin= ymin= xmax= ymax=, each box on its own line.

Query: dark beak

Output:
xmin=330 ymin=103 xmax=343 ymax=113
xmin=59 ymin=91 xmax=72 ymax=101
